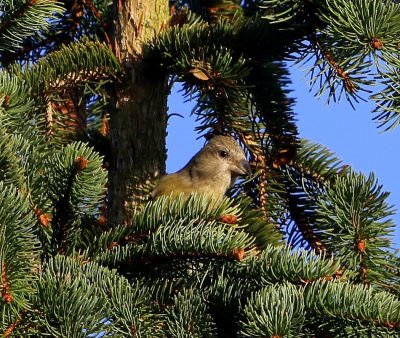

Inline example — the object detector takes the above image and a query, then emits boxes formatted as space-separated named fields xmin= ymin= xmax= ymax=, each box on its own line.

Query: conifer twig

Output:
xmin=1 ymin=262 xmax=13 ymax=303
xmin=314 ymin=37 xmax=357 ymax=94
xmin=286 ymin=191 xmax=327 ymax=253
xmin=357 ymin=239 xmax=370 ymax=286
xmin=3 ymin=311 xmax=26 ymax=338
xmin=0 ymin=0 xmax=36 ymax=36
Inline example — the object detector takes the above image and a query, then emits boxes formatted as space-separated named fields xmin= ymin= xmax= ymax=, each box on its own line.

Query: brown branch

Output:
xmin=286 ymin=190 xmax=327 ymax=253
xmin=101 ymin=111 xmax=109 ymax=136
xmin=1 ymin=262 xmax=13 ymax=303
xmin=300 ymin=269 xmax=345 ymax=285
xmin=113 ymin=247 xmax=249 ymax=278
xmin=97 ymin=191 xmax=108 ymax=227
xmin=125 ymin=250 xmax=245 ymax=268
xmin=258 ymin=167 xmax=268 ymax=215
xmin=238 ymin=131 xmax=268 ymax=212
xmin=201 ymin=2 xmax=241 ymax=20
xmin=51 ymin=156 xmax=88 ymax=253
xmin=45 ymin=100 xmax=54 ymax=141
xmin=1 ymin=95 xmax=11 ymax=108
xmin=239 ymin=116 xmax=327 ymax=252
xmin=130 ymin=324 xmax=138 ymax=337
xmin=33 ymin=207 xmax=51 ymax=228
xmin=42 ymin=70 xmax=116 ymax=141
xmin=50 ymin=89 xmax=87 ymax=138
xmin=380 ymin=321 xmax=400 ymax=330
xmin=314 ymin=38 xmax=357 ymax=94
xmin=290 ymin=161 xmax=345 ymax=186
xmin=69 ymin=0 xmax=85 ymax=32
xmin=47 ymin=68 xmax=117 ymax=91
xmin=356 ymin=238 xmax=370 ymax=287
xmin=3 ymin=311 xmax=27 ymax=338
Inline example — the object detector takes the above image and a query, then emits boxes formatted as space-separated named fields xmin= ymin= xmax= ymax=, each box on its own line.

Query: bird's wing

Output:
xmin=151 ymin=172 xmax=193 ymax=199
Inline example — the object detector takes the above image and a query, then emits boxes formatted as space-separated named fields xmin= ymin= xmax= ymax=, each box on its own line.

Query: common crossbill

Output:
xmin=152 ymin=135 xmax=251 ymax=200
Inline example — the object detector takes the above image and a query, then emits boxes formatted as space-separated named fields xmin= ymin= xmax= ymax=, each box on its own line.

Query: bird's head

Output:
xmin=153 ymin=135 xmax=252 ymax=200
xmin=193 ymin=135 xmax=252 ymax=186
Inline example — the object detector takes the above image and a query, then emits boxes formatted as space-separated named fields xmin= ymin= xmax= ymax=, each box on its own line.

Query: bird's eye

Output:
xmin=218 ymin=150 xmax=229 ymax=158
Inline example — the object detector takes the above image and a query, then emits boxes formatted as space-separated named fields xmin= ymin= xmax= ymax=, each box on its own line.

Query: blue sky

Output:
xmin=166 ymin=64 xmax=400 ymax=249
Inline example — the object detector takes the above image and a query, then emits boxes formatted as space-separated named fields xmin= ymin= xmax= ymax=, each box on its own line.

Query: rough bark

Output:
xmin=108 ymin=0 xmax=169 ymax=224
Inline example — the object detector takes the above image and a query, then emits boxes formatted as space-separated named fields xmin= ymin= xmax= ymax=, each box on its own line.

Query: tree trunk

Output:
xmin=108 ymin=0 xmax=169 ymax=225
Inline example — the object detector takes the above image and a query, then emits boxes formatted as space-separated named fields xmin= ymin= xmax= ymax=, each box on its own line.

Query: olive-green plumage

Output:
xmin=152 ymin=135 xmax=251 ymax=200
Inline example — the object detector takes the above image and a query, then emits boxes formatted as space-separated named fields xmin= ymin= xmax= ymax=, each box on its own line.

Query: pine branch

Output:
xmin=305 ymin=280 xmax=400 ymax=332
xmin=36 ymin=255 xmax=117 ymax=336
xmin=0 ymin=0 xmax=113 ymax=65
xmin=0 ymin=0 xmax=64 ymax=53
xmin=24 ymin=39 xmax=121 ymax=96
xmin=166 ymin=289 xmax=216 ymax=337
xmin=0 ymin=72 xmax=34 ymax=133
xmin=3 ymin=310 xmax=27 ymax=338
xmin=43 ymin=142 xmax=107 ymax=254
xmin=239 ymin=283 xmax=305 ymax=337
xmin=281 ymin=140 xmax=350 ymax=250
xmin=284 ymin=184 xmax=326 ymax=253
xmin=292 ymin=139 xmax=349 ymax=185
xmin=193 ymin=245 xmax=341 ymax=313
xmin=242 ymin=245 xmax=341 ymax=285
xmin=18 ymin=39 xmax=121 ymax=141
xmin=0 ymin=132 xmax=30 ymax=191
xmin=92 ymin=194 xmax=280 ymax=272
xmin=95 ymin=223 xmax=253 ymax=272
xmin=371 ymin=54 xmax=400 ymax=131
xmin=315 ymin=171 xmax=396 ymax=287
xmin=0 ymin=183 xmax=40 ymax=323
xmin=147 ymin=13 xmax=252 ymax=133
xmin=260 ymin=0 xmax=312 ymax=23
xmin=318 ymin=0 xmax=400 ymax=55
xmin=106 ymin=276 xmax=164 ymax=337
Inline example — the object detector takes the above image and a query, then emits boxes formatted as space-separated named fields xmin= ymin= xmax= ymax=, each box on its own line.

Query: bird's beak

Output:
xmin=237 ymin=159 xmax=252 ymax=176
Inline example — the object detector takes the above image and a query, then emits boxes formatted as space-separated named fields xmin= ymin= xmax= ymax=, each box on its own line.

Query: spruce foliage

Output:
xmin=0 ymin=0 xmax=399 ymax=337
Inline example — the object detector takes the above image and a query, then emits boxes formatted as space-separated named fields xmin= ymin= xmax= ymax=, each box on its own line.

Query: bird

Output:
xmin=152 ymin=135 xmax=252 ymax=200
